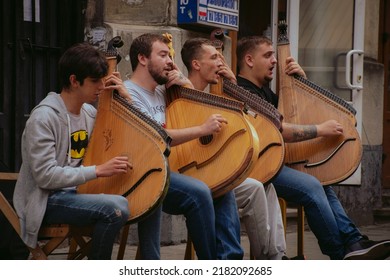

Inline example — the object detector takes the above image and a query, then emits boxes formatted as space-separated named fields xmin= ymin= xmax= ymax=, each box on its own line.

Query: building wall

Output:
xmin=333 ymin=0 xmax=384 ymax=226
xmin=105 ymin=0 xmax=177 ymax=26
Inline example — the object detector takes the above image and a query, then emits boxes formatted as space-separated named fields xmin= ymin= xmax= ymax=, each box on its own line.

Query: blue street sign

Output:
xmin=177 ymin=0 xmax=239 ymax=31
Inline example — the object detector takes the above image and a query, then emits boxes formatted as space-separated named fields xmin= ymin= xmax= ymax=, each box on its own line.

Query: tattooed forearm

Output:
xmin=282 ymin=123 xmax=317 ymax=143
xmin=292 ymin=125 xmax=317 ymax=141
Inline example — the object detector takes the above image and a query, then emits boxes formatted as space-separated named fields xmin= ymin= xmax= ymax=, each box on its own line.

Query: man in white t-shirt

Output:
xmin=124 ymin=33 xmax=243 ymax=260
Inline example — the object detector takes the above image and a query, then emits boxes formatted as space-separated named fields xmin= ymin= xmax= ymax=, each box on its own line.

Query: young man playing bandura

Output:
xmin=124 ymin=33 xmax=243 ymax=260
xmin=181 ymin=37 xmax=288 ymax=260
xmin=13 ymin=43 xmax=132 ymax=259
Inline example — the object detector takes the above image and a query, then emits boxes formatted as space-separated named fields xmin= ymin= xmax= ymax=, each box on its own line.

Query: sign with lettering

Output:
xmin=177 ymin=0 xmax=239 ymax=31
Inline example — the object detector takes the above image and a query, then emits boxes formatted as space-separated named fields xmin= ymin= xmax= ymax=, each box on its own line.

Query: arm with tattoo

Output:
xmin=282 ymin=123 xmax=317 ymax=143
xmin=281 ymin=119 xmax=343 ymax=143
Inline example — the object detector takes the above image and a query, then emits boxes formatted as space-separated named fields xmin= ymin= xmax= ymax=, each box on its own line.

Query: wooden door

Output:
xmin=0 ymin=0 xmax=86 ymax=172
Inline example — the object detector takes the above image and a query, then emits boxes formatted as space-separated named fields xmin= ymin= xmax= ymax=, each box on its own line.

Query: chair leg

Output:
xmin=68 ymin=235 xmax=91 ymax=260
xmin=68 ymin=238 xmax=79 ymax=259
xmin=297 ymin=205 xmax=305 ymax=258
xmin=278 ymin=197 xmax=306 ymax=259
xmin=117 ymin=224 xmax=130 ymax=260
xmin=278 ymin=198 xmax=287 ymax=238
xmin=41 ymin=237 xmax=69 ymax=257
xmin=184 ymin=232 xmax=195 ymax=260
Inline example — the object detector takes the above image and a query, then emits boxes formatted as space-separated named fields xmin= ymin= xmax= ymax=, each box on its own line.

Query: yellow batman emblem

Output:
xmin=70 ymin=130 xmax=88 ymax=159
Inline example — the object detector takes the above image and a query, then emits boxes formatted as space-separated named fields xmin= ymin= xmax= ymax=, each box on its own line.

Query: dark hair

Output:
xmin=58 ymin=43 xmax=108 ymax=89
xmin=129 ymin=33 xmax=170 ymax=71
xmin=181 ymin=38 xmax=213 ymax=72
xmin=236 ymin=36 xmax=273 ymax=72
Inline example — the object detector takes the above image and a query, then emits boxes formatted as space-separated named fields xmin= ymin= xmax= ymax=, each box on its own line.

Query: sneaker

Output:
xmin=343 ymin=237 xmax=390 ymax=260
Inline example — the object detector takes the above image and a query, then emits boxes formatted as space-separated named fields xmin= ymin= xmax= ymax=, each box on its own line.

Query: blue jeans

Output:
xmin=137 ymin=204 xmax=162 ymax=260
xmin=213 ymin=190 xmax=243 ymax=259
xmin=139 ymin=172 xmax=243 ymax=260
xmin=272 ymin=166 xmax=362 ymax=259
xmin=43 ymin=189 xmax=129 ymax=260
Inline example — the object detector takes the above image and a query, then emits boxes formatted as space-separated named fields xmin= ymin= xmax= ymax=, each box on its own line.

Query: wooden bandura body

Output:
xmin=222 ymin=78 xmax=285 ymax=184
xmin=78 ymin=49 xmax=171 ymax=223
xmin=277 ymin=22 xmax=362 ymax=185
xmin=165 ymin=85 xmax=259 ymax=198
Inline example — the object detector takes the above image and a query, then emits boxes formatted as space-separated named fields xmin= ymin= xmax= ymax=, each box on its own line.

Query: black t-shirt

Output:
xmin=236 ymin=76 xmax=279 ymax=108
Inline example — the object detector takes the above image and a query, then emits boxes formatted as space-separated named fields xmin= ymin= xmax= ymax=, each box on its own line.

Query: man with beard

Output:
xmin=180 ymin=37 xmax=288 ymax=260
xmin=235 ymin=35 xmax=390 ymax=260
xmin=123 ymin=33 xmax=243 ymax=260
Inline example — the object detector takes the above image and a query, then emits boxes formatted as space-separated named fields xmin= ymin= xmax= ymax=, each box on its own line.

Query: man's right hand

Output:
xmin=166 ymin=64 xmax=194 ymax=89
xmin=200 ymin=114 xmax=228 ymax=134
xmin=95 ymin=156 xmax=133 ymax=177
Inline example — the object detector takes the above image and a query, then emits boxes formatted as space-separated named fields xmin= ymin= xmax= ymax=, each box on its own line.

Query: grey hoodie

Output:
xmin=13 ymin=92 xmax=97 ymax=248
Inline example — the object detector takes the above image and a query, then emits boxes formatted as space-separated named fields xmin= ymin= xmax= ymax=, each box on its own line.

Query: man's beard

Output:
xmin=148 ymin=64 xmax=169 ymax=85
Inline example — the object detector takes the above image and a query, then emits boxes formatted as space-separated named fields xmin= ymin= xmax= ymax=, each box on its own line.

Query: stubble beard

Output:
xmin=148 ymin=64 xmax=170 ymax=85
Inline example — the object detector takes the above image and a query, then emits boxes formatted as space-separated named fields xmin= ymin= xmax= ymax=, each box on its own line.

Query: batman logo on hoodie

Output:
xmin=71 ymin=130 xmax=88 ymax=159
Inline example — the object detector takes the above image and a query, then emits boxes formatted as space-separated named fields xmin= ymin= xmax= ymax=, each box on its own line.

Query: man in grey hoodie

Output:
xmin=13 ymin=43 xmax=134 ymax=259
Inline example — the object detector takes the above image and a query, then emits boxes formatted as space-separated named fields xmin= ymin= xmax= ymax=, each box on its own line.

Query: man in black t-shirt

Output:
xmin=235 ymin=35 xmax=390 ymax=260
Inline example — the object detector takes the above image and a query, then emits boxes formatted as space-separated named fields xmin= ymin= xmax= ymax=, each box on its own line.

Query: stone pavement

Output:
xmin=111 ymin=222 xmax=390 ymax=260
xmin=48 ymin=221 xmax=390 ymax=260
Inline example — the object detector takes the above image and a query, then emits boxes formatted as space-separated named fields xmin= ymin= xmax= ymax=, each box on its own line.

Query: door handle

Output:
xmin=345 ymin=49 xmax=364 ymax=90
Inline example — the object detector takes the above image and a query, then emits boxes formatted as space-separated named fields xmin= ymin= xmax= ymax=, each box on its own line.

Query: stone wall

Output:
xmin=105 ymin=0 xmax=177 ymax=26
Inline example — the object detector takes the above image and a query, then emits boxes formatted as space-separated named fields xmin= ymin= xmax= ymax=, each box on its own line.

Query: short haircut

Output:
xmin=236 ymin=36 xmax=273 ymax=72
xmin=58 ymin=43 xmax=108 ymax=89
xmin=181 ymin=37 xmax=214 ymax=72
xmin=129 ymin=33 xmax=170 ymax=71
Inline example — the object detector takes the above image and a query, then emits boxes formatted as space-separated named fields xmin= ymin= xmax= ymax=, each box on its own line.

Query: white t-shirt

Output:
xmin=124 ymin=80 xmax=167 ymax=128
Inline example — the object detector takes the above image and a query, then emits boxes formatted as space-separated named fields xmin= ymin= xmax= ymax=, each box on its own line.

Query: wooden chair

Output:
xmin=0 ymin=171 xmax=130 ymax=260
xmin=278 ymin=197 xmax=305 ymax=259
xmin=0 ymin=191 xmax=95 ymax=259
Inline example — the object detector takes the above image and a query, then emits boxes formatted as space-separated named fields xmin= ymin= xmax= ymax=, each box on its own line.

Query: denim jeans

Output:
xmin=272 ymin=166 xmax=362 ymax=259
xmin=137 ymin=204 xmax=162 ymax=260
xmin=213 ymin=187 xmax=243 ymax=260
xmin=138 ymin=172 xmax=244 ymax=260
xmin=139 ymin=172 xmax=243 ymax=260
xmin=43 ymin=189 xmax=129 ymax=260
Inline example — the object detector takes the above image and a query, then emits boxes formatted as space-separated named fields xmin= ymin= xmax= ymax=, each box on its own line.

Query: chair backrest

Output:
xmin=0 ymin=192 xmax=21 ymax=235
